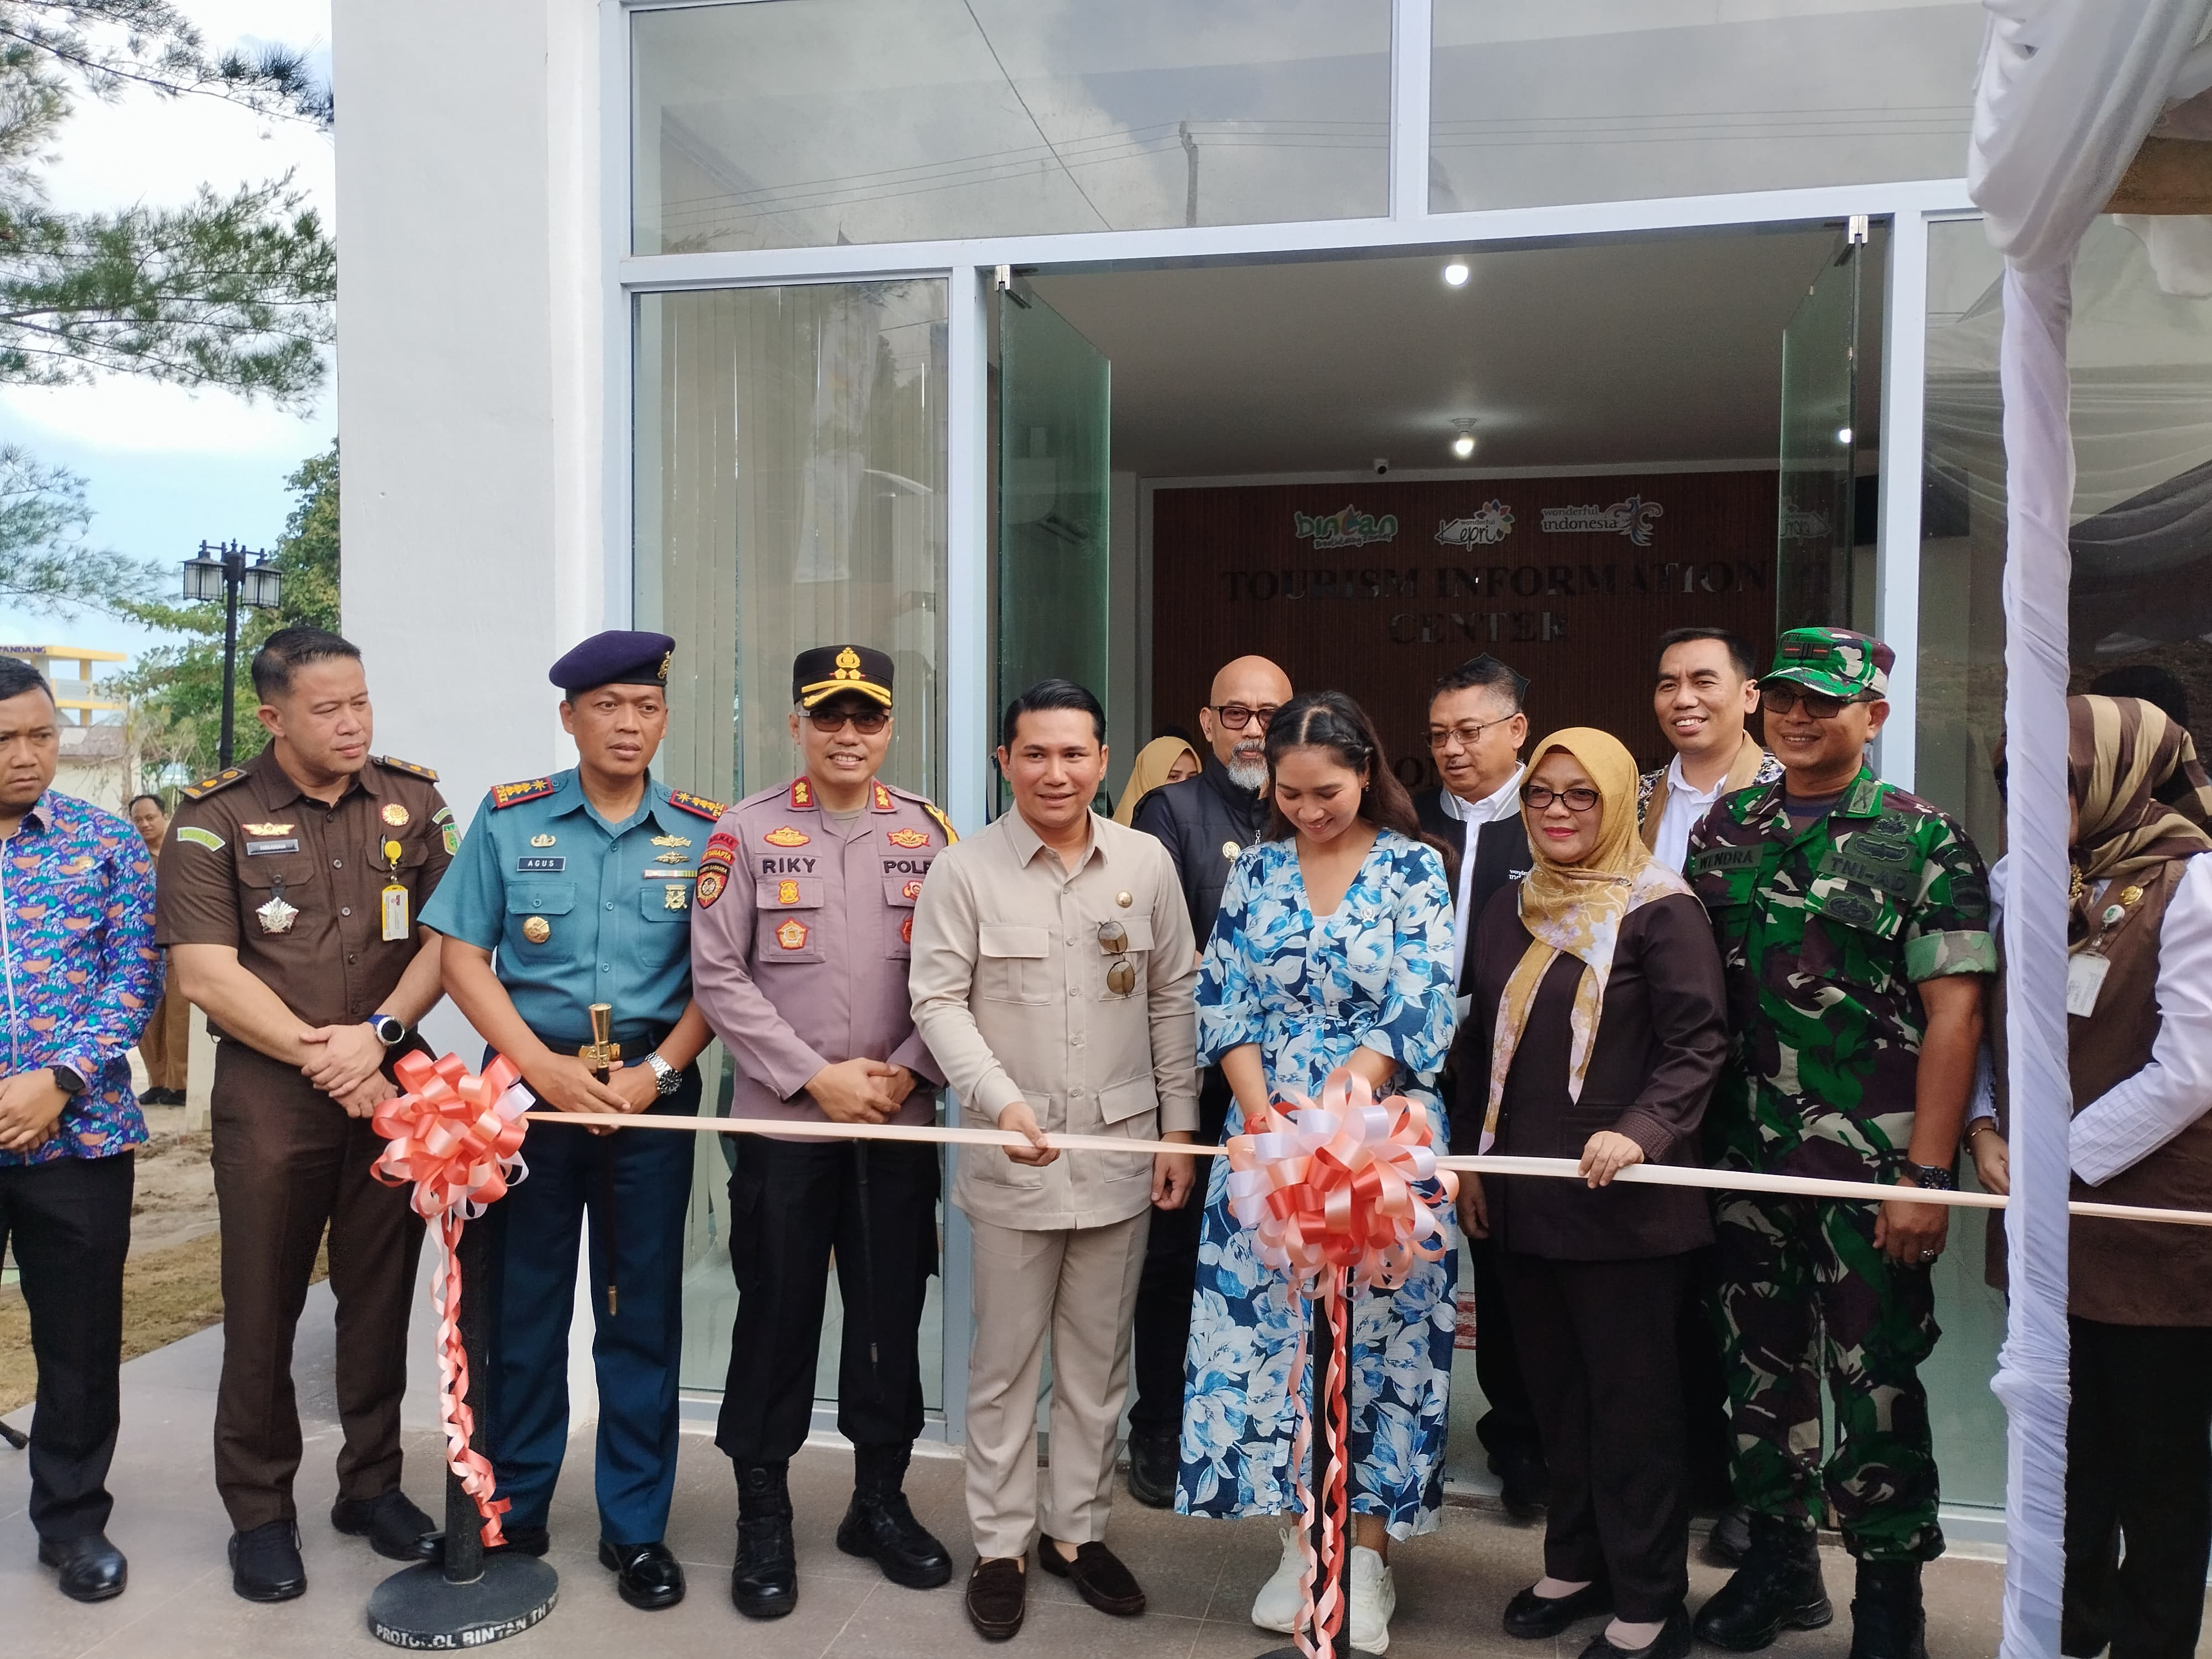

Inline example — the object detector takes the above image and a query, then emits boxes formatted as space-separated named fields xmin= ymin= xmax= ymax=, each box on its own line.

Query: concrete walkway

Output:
xmin=0 ymin=1285 xmax=2070 ymax=1657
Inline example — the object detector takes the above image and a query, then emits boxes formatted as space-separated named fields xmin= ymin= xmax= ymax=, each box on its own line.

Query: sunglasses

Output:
xmin=1098 ymin=920 xmax=1135 ymax=995
xmin=1208 ymin=703 xmax=1281 ymax=732
xmin=807 ymin=706 xmax=890 ymax=734
xmin=1758 ymin=682 xmax=1872 ymax=721
xmin=1522 ymin=784 xmax=1601 ymax=813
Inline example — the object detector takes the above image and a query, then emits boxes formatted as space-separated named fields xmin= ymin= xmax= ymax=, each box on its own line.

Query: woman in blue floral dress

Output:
xmin=1175 ymin=691 xmax=1459 ymax=1655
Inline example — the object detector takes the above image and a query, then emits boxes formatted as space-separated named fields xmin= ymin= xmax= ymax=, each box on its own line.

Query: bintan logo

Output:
xmin=1434 ymin=500 xmax=1515 ymax=547
xmin=1294 ymin=504 xmax=1399 ymax=550
xmin=1539 ymin=494 xmax=1664 ymax=546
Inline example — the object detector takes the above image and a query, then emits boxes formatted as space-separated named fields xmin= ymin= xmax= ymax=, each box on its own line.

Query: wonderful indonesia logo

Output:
xmin=1293 ymin=504 xmax=1400 ymax=550
xmin=1538 ymin=494 xmax=1664 ymax=546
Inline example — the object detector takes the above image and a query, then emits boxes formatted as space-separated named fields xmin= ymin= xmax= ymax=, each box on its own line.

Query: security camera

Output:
xmin=1372 ymin=458 xmax=1391 ymax=476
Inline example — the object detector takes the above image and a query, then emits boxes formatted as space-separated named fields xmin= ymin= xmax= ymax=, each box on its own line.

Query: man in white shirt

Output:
xmin=1639 ymin=627 xmax=1782 ymax=874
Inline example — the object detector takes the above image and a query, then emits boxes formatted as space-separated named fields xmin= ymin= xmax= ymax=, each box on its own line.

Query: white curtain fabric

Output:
xmin=1970 ymin=3 xmax=2212 ymax=1652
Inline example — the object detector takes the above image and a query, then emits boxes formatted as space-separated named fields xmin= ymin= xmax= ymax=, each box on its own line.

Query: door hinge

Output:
xmin=993 ymin=264 xmax=1013 ymax=291
xmin=1847 ymin=213 xmax=1870 ymax=245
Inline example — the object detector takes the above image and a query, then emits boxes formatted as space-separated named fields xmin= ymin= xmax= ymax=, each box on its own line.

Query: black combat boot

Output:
xmin=837 ymin=1442 xmax=953 ymax=1589
xmin=1848 ymin=1560 xmax=1928 ymax=1659
xmin=731 ymin=1461 xmax=797 ymax=1619
xmin=1692 ymin=1514 xmax=1834 ymax=1651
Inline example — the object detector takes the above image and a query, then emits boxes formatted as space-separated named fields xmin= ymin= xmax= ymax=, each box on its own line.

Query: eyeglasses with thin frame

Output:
xmin=1096 ymin=920 xmax=1128 ymax=955
xmin=1757 ymin=682 xmax=1871 ymax=721
xmin=1522 ymin=783 xmax=1601 ymax=813
xmin=806 ymin=705 xmax=891 ymax=734
xmin=1428 ymin=716 xmax=1515 ymax=752
xmin=1208 ymin=703 xmax=1280 ymax=732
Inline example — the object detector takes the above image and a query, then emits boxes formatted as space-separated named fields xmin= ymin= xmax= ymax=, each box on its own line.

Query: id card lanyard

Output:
xmin=380 ymin=838 xmax=409 ymax=942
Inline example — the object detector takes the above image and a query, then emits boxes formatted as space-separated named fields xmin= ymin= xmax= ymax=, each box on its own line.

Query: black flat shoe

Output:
xmin=332 ymin=1489 xmax=441 ymax=1562
xmin=1495 ymin=1454 xmax=1549 ymax=1523
xmin=1124 ymin=1431 xmax=1177 ymax=1510
xmin=39 ymin=1533 xmax=127 ymax=1602
xmin=1579 ymin=1606 xmax=1692 ymax=1659
xmin=1037 ymin=1538 xmax=1145 ymax=1616
xmin=599 ymin=1538 xmax=686 ymax=1611
xmin=487 ymin=1523 xmax=550 ymax=1558
xmin=967 ymin=1557 xmax=1026 ymax=1641
xmin=1504 ymin=1580 xmax=1614 ymax=1639
xmin=229 ymin=1520 xmax=306 ymax=1603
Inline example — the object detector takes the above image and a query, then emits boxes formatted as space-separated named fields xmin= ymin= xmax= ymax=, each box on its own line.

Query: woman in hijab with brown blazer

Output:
xmin=1453 ymin=727 xmax=1729 ymax=1659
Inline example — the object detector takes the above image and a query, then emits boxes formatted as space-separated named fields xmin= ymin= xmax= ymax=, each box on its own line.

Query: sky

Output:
xmin=0 ymin=0 xmax=336 ymax=667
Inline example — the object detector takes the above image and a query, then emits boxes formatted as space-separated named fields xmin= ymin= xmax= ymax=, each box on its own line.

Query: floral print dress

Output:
xmin=1175 ymin=830 xmax=1460 ymax=1537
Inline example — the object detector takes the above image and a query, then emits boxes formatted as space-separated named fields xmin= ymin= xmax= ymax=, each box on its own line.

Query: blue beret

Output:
xmin=550 ymin=630 xmax=675 ymax=696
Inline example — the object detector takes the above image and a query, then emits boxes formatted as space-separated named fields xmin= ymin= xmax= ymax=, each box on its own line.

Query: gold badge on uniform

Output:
xmin=530 ymin=833 xmax=556 ymax=848
xmin=652 ymin=834 xmax=691 ymax=848
xmin=765 ymin=826 xmax=810 ymax=847
xmin=901 ymin=878 xmax=922 ymax=901
xmin=777 ymin=879 xmax=801 ymax=905
xmin=663 ymin=883 xmax=688 ymax=911
xmin=522 ymin=915 xmax=552 ymax=943
xmin=654 ymin=851 xmax=689 ymax=865
xmin=886 ymin=827 xmax=930 ymax=849
xmin=775 ymin=918 xmax=810 ymax=951
xmin=257 ymin=879 xmax=299 ymax=935
xmin=1115 ymin=891 xmax=1132 ymax=908
xmin=243 ymin=822 xmax=294 ymax=837
xmin=380 ymin=802 xmax=410 ymax=827
xmin=1222 ymin=841 xmax=1241 ymax=862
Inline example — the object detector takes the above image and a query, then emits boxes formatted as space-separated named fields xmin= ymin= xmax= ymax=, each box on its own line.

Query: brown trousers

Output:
xmin=208 ymin=1038 xmax=425 ymax=1530
xmin=136 ymin=989 xmax=191 ymax=1092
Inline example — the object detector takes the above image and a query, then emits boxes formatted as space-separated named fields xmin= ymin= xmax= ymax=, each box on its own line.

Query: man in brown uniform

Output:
xmin=160 ymin=627 xmax=454 ymax=1603
xmin=688 ymin=644 xmax=957 ymax=1620
xmin=127 ymin=793 xmax=190 ymax=1103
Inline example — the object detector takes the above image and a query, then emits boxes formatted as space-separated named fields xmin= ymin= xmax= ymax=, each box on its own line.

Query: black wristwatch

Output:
xmin=1901 ymin=1160 xmax=1957 ymax=1192
xmin=50 ymin=1065 xmax=84 ymax=1096
xmin=368 ymin=1014 xmax=408 ymax=1048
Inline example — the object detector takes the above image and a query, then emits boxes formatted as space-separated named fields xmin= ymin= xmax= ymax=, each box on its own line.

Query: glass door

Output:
xmin=1776 ymin=227 xmax=1864 ymax=634
xmin=995 ymin=270 xmax=1110 ymax=810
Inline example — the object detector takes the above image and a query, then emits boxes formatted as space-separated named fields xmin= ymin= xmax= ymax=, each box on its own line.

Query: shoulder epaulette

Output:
xmin=180 ymin=766 xmax=250 ymax=801
xmin=372 ymin=753 xmax=439 ymax=781
xmin=921 ymin=800 xmax=959 ymax=845
xmin=871 ymin=780 xmax=896 ymax=812
xmin=668 ymin=789 xmax=727 ymax=821
xmin=491 ymin=776 xmax=556 ymax=810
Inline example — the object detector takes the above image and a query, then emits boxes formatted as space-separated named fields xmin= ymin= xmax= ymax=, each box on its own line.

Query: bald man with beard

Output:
xmin=1124 ymin=653 xmax=1292 ymax=1505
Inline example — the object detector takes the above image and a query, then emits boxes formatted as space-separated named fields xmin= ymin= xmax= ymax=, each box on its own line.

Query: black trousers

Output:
xmin=1470 ymin=1231 xmax=1547 ymax=1477
xmin=1128 ymin=1066 xmax=1232 ymax=1438
xmin=714 ymin=1136 xmax=940 ymax=1465
xmin=1677 ymin=1245 xmax=1736 ymax=1510
xmin=2065 ymin=1317 xmax=2212 ymax=1659
xmin=0 ymin=1152 xmax=132 ymax=1541
xmin=1501 ymin=1250 xmax=1692 ymax=1621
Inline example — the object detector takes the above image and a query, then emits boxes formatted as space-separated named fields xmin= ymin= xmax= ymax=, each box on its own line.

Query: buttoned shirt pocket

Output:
xmin=963 ymin=1090 xmax=1051 ymax=1188
xmin=758 ymin=878 xmax=825 ymax=965
xmin=1092 ymin=1079 xmax=1161 ymax=1188
xmin=1095 ymin=1073 xmax=1159 ymax=1126
xmin=977 ymin=922 xmax=1053 ymax=1005
xmin=234 ymin=846 xmax=322 ymax=942
xmin=639 ymin=881 xmax=693 ymax=924
xmin=505 ymin=880 xmax=576 ymax=953
xmin=1803 ymin=870 xmax=1907 ymax=943
xmin=883 ymin=873 xmax=925 ymax=959
xmin=1091 ymin=914 xmax=1156 ymax=1002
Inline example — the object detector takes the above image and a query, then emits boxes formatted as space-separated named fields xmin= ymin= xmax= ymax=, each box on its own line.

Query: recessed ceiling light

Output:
xmin=1443 ymin=260 xmax=1470 ymax=288
xmin=1835 ymin=425 xmax=1854 ymax=446
xmin=1451 ymin=419 xmax=1478 ymax=459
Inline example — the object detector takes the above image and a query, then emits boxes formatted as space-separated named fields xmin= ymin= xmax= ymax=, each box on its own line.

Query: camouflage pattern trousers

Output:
xmin=1712 ymin=1194 xmax=1944 ymax=1562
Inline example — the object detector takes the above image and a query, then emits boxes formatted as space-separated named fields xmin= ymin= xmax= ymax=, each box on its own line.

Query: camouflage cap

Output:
xmin=1764 ymin=627 xmax=1893 ymax=700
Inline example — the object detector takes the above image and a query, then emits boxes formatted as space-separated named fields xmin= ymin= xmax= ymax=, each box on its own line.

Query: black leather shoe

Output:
xmin=487 ymin=1524 xmax=550 ymax=1558
xmin=229 ymin=1520 xmax=307 ymax=1603
xmin=732 ymin=1461 xmax=796 ymax=1620
xmin=332 ymin=1489 xmax=441 ymax=1562
xmin=599 ymin=1539 xmax=686 ymax=1611
xmin=837 ymin=1480 xmax=952 ymax=1588
xmin=1494 ymin=1453 xmax=1549 ymax=1522
xmin=1849 ymin=1561 xmax=1928 ymax=1659
xmin=967 ymin=1557 xmax=1027 ymax=1641
xmin=39 ymin=1533 xmax=127 ymax=1602
xmin=1693 ymin=1515 xmax=1832 ymax=1651
xmin=1579 ymin=1606 xmax=1693 ymax=1659
xmin=1705 ymin=1505 xmax=1754 ymax=1567
xmin=1503 ymin=1580 xmax=1613 ymax=1639
xmin=1125 ymin=1431 xmax=1177 ymax=1509
xmin=1037 ymin=1537 xmax=1146 ymax=1616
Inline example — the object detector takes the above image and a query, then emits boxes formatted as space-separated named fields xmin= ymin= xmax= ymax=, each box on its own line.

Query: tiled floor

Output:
xmin=0 ymin=1284 xmax=2156 ymax=1657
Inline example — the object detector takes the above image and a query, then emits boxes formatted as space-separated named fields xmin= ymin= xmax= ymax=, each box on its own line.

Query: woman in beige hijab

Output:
xmin=1111 ymin=735 xmax=1200 ymax=826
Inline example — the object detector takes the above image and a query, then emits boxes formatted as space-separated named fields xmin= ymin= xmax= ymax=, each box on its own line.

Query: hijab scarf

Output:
xmin=1481 ymin=727 xmax=1692 ymax=1151
xmin=2066 ymin=694 xmax=2212 ymax=949
xmin=1112 ymin=735 xmax=1201 ymax=826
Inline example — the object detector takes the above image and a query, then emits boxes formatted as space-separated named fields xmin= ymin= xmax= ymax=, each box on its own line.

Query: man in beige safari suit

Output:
xmin=909 ymin=677 xmax=1198 ymax=1644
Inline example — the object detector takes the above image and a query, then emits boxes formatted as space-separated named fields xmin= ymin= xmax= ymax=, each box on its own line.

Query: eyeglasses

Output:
xmin=1427 ymin=717 xmax=1514 ymax=752
xmin=1208 ymin=703 xmax=1280 ymax=732
xmin=1098 ymin=921 xmax=1135 ymax=995
xmin=1757 ymin=682 xmax=1871 ymax=721
xmin=1522 ymin=784 xmax=1601 ymax=813
xmin=806 ymin=706 xmax=890 ymax=734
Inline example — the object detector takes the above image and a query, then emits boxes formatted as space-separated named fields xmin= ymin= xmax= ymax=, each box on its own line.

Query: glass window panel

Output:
xmin=633 ymin=0 xmax=1391 ymax=253
xmin=635 ymin=279 xmax=949 ymax=1407
xmin=1430 ymin=1 xmax=1985 ymax=213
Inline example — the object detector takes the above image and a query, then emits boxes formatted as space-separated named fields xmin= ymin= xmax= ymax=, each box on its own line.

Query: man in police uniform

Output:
xmin=689 ymin=644 xmax=957 ymax=1619
xmin=160 ymin=627 xmax=453 ymax=1601
xmin=1684 ymin=629 xmax=1991 ymax=1659
xmin=424 ymin=630 xmax=718 ymax=1613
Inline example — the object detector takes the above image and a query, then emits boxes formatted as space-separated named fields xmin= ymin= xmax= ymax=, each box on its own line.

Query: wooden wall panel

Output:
xmin=1150 ymin=471 xmax=1779 ymax=786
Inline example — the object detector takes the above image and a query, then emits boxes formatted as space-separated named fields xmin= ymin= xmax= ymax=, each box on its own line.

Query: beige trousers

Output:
xmin=964 ymin=1209 xmax=1148 ymax=1560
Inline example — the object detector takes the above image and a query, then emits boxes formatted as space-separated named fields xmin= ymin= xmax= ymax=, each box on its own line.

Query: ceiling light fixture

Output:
xmin=1451 ymin=419 xmax=1478 ymax=459
xmin=1442 ymin=259 xmax=1470 ymax=288
xmin=1835 ymin=425 xmax=1854 ymax=446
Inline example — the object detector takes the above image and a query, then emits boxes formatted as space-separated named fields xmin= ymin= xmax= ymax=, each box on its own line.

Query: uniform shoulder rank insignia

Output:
xmin=871 ymin=781 xmax=895 ymax=812
xmin=764 ymin=825 xmax=810 ymax=847
xmin=491 ymin=777 xmax=556 ymax=810
xmin=921 ymin=800 xmax=959 ymax=845
xmin=180 ymin=766 xmax=249 ymax=800
xmin=667 ymin=789 xmax=726 ymax=821
xmin=886 ymin=827 xmax=931 ymax=849
xmin=372 ymin=753 xmax=439 ymax=781
xmin=789 ymin=777 xmax=815 ymax=810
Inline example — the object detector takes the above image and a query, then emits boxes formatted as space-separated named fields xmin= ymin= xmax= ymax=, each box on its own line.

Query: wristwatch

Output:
xmin=368 ymin=1014 xmax=407 ymax=1048
xmin=645 ymin=1052 xmax=682 ymax=1097
xmin=50 ymin=1065 xmax=84 ymax=1095
xmin=1901 ymin=1160 xmax=1957 ymax=1192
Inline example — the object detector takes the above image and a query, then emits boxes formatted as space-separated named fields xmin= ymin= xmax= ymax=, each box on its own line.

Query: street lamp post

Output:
xmin=180 ymin=541 xmax=284 ymax=768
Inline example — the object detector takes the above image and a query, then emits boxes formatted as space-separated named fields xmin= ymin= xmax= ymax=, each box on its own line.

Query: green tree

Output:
xmin=119 ymin=440 xmax=337 ymax=779
xmin=0 ymin=440 xmax=153 ymax=612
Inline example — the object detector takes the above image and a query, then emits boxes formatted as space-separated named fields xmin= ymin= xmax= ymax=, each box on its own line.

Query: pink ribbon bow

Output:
xmin=371 ymin=1050 xmax=533 ymax=1547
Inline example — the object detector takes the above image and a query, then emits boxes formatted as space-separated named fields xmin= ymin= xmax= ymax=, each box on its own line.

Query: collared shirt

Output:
xmin=158 ymin=748 xmax=452 ymax=1030
xmin=1687 ymin=763 xmax=1995 ymax=1180
xmin=1437 ymin=765 xmax=1525 ymax=986
xmin=909 ymin=807 xmax=1198 ymax=1231
xmin=0 ymin=790 xmax=160 ymax=1167
xmin=1649 ymin=754 xmax=1724 ymax=874
xmin=1638 ymin=736 xmax=1785 ymax=872
xmin=421 ymin=769 xmax=719 ymax=1039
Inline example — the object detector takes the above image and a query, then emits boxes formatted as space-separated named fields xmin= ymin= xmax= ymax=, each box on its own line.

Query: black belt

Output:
xmin=527 ymin=1024 xmax=677 ymax=1054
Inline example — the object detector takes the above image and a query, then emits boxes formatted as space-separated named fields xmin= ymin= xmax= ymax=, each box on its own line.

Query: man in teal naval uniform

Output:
xmin=424 ymin=630 xmax=720 ymax=1611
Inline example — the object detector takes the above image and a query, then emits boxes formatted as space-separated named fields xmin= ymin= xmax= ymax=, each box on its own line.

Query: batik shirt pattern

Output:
xmin=1686 ymin=765 xmax=1995 ymax=1181
xmin=1175 ymin=831 xmax=1461 ymax=1537
xmin=1 ymin=790 xmax=161 ymax=1166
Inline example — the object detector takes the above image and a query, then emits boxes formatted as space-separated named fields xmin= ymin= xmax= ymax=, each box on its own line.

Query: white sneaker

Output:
xmin=1349 ymin=1544 xmax=1395 ymax=1655
xmin=1249 ymin=1524 xmax=1305 ymax=1634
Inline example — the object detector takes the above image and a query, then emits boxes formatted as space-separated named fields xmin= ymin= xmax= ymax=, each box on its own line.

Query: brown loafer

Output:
xmin=967 ymin=1557 xmax=1027 ymax=1641
xmin=1039 ymin=1537 xmax=1146 ymax=1616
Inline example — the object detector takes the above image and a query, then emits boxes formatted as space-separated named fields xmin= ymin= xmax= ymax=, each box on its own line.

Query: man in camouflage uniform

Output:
xmin=1684 ymin=629 xmax=1992 ymax=1659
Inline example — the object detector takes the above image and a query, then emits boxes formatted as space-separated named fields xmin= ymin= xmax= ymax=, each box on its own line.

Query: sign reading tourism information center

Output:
xmin=1152 ymin=471 xmax=1778 ymax=784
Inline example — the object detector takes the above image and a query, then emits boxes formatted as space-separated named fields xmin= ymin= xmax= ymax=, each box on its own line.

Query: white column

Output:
xmin=1390 ymin=0 xmax=1433 ymax=222
xmin=1875 ymin=210 xmax=1929 ymax=789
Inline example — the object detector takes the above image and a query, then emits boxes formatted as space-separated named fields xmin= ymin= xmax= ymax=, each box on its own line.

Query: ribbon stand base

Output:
xmin=1256 ymin=1287 xmax=1352 ymax=1659
xmin=367 ymin=1215 xmax=557 ymax=1649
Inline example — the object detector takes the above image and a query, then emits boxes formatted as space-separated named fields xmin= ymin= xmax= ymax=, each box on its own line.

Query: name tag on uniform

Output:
xmin=381 ymin=881 xmax=410 ymax=942
xmin=515 ymin=855 xmax=566 ymax=872
xmin=2065 ymin=952 xmax=2111 ymax=1017
xmin=245 ymin=838 xmax=300 ymax=856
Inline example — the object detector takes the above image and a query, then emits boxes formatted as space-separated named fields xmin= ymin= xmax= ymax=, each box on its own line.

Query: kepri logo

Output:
xmin=1539 ymin=494 xmax=1664 ymax=546
xmin=1434 ymin=500 xmax=1515 ymax=547
xmin=1293 ymin=504 xmax=1400 ymax=550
